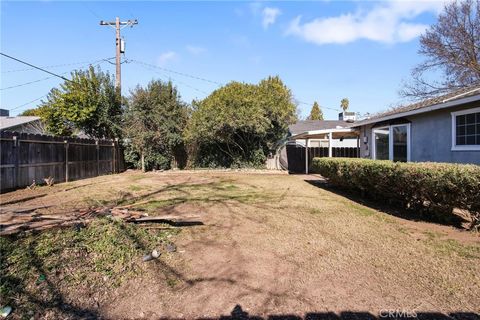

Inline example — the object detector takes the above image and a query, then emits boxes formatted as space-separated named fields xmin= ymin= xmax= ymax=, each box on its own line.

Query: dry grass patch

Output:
xmin=0 ymin=171 xmax=479 ymax=319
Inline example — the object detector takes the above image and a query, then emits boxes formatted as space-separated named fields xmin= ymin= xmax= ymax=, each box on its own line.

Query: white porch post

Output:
xmin=357 ymin=135 xmax=360 ymax=158
xmin=305 ymin=138 xmax=309 ymax=174
xmin=328 ymin=132 xmax=333 ymax=157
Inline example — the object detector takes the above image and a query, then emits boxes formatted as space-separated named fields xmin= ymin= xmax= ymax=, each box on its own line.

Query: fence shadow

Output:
xmin=303 ymin=179 xmax=469 ymax=229
xmin=152 ymin=304 xmax=480 ymax=320
xmin=215 ymin=305 xmax=477 ymax=320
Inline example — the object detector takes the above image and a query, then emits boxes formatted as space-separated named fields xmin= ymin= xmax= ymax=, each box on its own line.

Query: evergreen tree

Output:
xmin=307 ymin=101 xmax=324 ymax=120
xmin=37 ymin=66 xmax=121 ymax=138
xmin=123 ymin=80 xmax=188 ymax=171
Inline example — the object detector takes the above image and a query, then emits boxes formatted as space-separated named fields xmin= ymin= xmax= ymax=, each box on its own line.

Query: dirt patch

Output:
xmin=1 ymin=171 xmax=479 ymax=319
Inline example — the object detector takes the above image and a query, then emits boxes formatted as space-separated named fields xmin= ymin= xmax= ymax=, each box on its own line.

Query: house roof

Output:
xmin=0 ymin=116 xmax=41 ymax=130
xmin=289 ymin=120 xmax=352 ymax=135
xmin=352 ymin=85 xmax=480 ymax=127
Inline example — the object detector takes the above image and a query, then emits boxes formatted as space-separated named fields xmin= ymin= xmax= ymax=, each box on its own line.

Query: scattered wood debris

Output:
xmin=0 ymin=205 xmax=203 ymax=235
xmin=26 ymin=180 xmax=37 ymax=190
xmin=43 ymin=176 xmax=54 ymax=187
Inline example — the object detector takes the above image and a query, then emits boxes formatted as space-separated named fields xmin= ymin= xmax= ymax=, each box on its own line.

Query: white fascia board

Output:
xmin=352 ymin=94 xmax=480 ymax=127
xmin=290 ymin=128 xmax=356 ymax=140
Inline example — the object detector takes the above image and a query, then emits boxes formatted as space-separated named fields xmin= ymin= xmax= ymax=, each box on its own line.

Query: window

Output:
xmin=451 ymin=107 xmax=480 ymax=151
xmin=373 ymin=127 xmax=389 ymax=160
xmin=372 ymin=124 xmax=411 ymax=162
xmin=392 ymin=125 xmax=408 ymax=162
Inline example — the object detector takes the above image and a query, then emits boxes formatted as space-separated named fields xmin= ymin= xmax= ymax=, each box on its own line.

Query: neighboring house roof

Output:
xmin=0 ymin=116 xmax=41 ymax=130
xmin=353 ymin=85 xmax=480 ymax=127
xmin=289 ymin=120 xmax=352 ymax=135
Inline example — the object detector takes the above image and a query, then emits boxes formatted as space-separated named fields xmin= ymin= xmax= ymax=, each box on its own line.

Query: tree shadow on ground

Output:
xmin=0 ymin=193 xmax=49 ymax=206
xmin=211 ymin=305 xmax=478 ymax=320
xmin=110 ymin=180 xmax=236 ymax=208
xmin=3 ymin=178 xmax=478 ymax=320
xmin=1 ymin=235 xmax=101 ymax=319
xmin=304 ymin=178 xmax=469 ymax=229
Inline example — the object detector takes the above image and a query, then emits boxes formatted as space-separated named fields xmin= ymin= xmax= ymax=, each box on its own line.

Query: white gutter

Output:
xmin=290 ymin=127 xmax=357 ymax=140
xmin=352 ymin=93 xmax=480 ymax=127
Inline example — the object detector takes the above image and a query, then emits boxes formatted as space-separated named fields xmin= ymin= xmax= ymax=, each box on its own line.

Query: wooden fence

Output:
xmin=0 ymin=131 xmax=125 ymax=193
xmin=285 ymin=145 xmax=359 ymax=173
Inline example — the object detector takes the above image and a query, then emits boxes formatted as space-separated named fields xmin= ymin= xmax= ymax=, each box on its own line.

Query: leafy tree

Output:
xmin=185 ymin=76 xmax=297 ymax=168
xmin=38 ymin=66 xmax=121 ymax=138
xmin=123 ymin=80 xmax=188 ymax=172
xmin=307 ymin=101 xmax=324 ymax=120
xmin=19 ymin=108 xmax=41 ymax=116
xmin=402 ymin=0 xmax=480 ymax=98
xmin=341 ymin=98 xmax=349 ymax=111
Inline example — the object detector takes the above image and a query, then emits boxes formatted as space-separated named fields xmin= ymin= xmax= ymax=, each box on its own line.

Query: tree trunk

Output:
xmin=141 ymin=151 xmax=145 ymax=172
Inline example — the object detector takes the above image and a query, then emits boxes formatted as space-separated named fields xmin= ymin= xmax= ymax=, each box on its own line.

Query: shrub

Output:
xmin=311 ymin=158 xmax=480 ymax=230
xmin=124 ymin=144 xmax=172 ymax=171
xmin=184 ymin=76 xmax=297 ymax=169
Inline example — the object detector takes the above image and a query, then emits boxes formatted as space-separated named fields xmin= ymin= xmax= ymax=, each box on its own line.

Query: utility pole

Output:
xmin=100 ymin=17 xmax=138 ymax=97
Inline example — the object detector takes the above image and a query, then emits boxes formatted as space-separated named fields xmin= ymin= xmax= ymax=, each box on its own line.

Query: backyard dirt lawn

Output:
xmin=1 ymin=170 xmax=479 ymax=319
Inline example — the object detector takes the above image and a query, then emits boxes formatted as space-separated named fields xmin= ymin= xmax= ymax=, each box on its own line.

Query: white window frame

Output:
xmin=451 ymin=106 xmax=480 ymax=151
xmin=371 ymin=126 xmax=389 ymax=161
xmin=372 ymin=123 xmax=411 ymax=161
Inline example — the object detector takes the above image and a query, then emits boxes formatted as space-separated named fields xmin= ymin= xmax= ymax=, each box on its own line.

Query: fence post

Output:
xmin=96 ymin=140 xmax=100 ymax=176
xmin=112 ymin=140 xmax=116 ymax=174
xmin=64 ymin=140 xmax=69 ymax=182
xmin=115 ymin=138 xmax=119 ymax=173
xmin=13 ymin=135 xmax=19 ymax=189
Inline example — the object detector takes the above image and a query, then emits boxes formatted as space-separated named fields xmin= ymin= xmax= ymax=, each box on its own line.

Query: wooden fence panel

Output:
xmin=0 ymin=131 xmax=124 ymax=193
xmin=284 ymin=144 xmax=360 ymax=173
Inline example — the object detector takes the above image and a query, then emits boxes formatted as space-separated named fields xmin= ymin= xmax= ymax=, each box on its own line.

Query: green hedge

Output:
xmin=311 ymin=158 xmax=480 ymax=230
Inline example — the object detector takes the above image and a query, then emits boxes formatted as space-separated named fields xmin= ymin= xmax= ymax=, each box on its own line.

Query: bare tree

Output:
xmin=23 ymin=120 xmax=47 ymax=135
xmin=401 ymin=0 xmax=480 ymax=99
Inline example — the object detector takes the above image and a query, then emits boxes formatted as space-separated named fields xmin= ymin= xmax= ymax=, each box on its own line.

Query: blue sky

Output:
xmin=1 ymin=1 xmax=444 ymax=119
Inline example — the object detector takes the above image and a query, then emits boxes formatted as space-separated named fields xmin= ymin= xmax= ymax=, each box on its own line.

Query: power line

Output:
xmin=3 ymin=60 xmax=106 ymax=112
xmin=8 ymin=94 xmax=48 ymax=112
xmin=131 ymin=59 xmax=339 ymax=111
xmin=131 ymin=59 xmax=223 ymax=86
xmin=0 ymin=52 xmax=73 ymax=82
xmin=82 ymin=2 xmax=104 ymax=21
xmin=295 ymin=99 xmax=341 ymax=112
xmin=133 ymin=62 xmax=210 ymax=96
xmin=0 ymin=75 xmax=59 ymax=91
xmin=0 ymin=60 xmax=109 ymax=91
xmin=1 ymin=57 xmax=115 ymax=73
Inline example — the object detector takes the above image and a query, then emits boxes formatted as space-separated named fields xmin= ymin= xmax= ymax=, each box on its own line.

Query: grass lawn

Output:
xmin=1 ymin=170 xmax=479 ymax=319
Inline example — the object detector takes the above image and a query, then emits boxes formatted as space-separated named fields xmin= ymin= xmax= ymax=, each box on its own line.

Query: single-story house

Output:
xmin=351 ymin=85 xmax=480 ymax=165
xmin=279 ymin=112 xmax=360 ymax=172
xmin=0 ymin=109 xmax=44 ymax=134
xmin=288 ymin=118 xmax=358 ymax=148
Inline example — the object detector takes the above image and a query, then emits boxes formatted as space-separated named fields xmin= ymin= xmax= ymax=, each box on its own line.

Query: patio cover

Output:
xmin=289 ymin=128 xmax=360 ymax=174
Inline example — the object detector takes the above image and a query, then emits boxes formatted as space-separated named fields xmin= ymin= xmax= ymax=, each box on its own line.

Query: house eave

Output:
xmin=352 ymin=93 xmax=480 ymax=127
xmin=290 ymin=128 xmax=358 ymax=140
xmin=0 ymin=117 xmax=41 ymax=131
